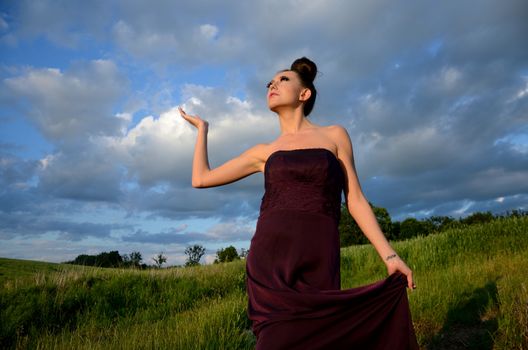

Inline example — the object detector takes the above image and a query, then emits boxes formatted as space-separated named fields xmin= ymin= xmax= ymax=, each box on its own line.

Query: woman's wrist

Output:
xmin=385 ymin=253 xmax=398 ymax=261
xmin=198 ymin=121 xmax=209 ymax=132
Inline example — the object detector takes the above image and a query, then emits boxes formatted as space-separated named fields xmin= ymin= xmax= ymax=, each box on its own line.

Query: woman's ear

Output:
xmin=299 ymin=88 xmax=311 ymax=102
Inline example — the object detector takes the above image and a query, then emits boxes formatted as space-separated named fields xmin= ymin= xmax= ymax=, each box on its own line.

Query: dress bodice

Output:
xmin=259 ymin=148 xmax=345 ymax=222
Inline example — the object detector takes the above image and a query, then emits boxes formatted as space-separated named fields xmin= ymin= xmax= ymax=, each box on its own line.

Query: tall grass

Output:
xmin=1 ymin=216 xmax=527 ymax=349
xmin=341 ymin=217 xmax=528 ymax=349
xmin=1 ymin=262 xmax=249 ymax=349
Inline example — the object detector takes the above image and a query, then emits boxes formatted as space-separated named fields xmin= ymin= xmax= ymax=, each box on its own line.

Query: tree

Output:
xmin=461 ymin=211 xmax=494 ymax=225
xmin=96 ymin=251 xmax=123 ymax=267
xmin=214 ymin=245 xmax=240 ymax=263
xmin=122 ymin=253 xmax=131 ymax=266
xmin=239 ymin=248 xmax=249 ymax=259
xmin=185 ymin=245 xmax=205 ymax=267
xmin=391 ymin=221 xmax=401 ymax=240
xmin=399 ymin=218 xmax=434 ymax=240
xmin=426 ymin=216 xmax=455 ymax=232
xmin=503 ymin=209 xmax=528 ymax=218
xmin=67 ymin=251 xmax=125 ymax=268
xmin=129 ymin=251 xmax=142 ymax=267
xmin=69 ymin=254 xmax=96 ymax=266
xmin=122 ymin=251 xmax=143 ymax=268
xmin=339 ymin=202 xmax=393 ymax=246
xmin=339 ymin=203 xmax=367 ymax=246
xmin=152 ymin=252 xmax=167 ymax=268
xmin=372 ymin=205 xmax=393 ymax=239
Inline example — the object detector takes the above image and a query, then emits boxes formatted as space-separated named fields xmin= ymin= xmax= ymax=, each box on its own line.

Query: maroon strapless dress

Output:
xmin=246 ymin=148 xmax=419 ymax=350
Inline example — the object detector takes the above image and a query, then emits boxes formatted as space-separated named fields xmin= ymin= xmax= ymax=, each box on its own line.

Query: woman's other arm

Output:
xmin=331 ymin=125 xmax=415 ymax=290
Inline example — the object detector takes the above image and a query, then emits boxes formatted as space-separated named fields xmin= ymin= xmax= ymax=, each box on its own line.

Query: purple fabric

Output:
xmin=246 ymin=148 xmax=419 ymax=349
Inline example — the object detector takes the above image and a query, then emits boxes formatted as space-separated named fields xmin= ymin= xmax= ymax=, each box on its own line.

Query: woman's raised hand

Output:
xmin=179 ymin=106 xmax=209 ymax=131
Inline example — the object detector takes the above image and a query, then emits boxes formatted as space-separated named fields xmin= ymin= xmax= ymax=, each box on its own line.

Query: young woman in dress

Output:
xmin=179 ymin=57 xmax=418 ymax=349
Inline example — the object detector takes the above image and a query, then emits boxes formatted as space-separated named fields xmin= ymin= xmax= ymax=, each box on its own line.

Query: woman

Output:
xmin=179 ymin=57 xmax=419 ymax=349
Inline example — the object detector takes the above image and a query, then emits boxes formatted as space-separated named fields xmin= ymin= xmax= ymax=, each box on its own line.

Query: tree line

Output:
xmin=66 ymin=207 xmax=525 ymax=268
xmin=339 ymin=204 xmax=526 ymax=246
xmin=65 ymin=251 xmax=168 ymax=269
xmin=65 ymin=245 xmax=249 ymax=269
xmin=183 ymin=245 xmax=248 ymax=266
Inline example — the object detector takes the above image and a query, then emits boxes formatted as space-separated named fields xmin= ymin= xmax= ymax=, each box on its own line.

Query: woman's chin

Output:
xmin=268 ymin=104 xmax=280 ymax=113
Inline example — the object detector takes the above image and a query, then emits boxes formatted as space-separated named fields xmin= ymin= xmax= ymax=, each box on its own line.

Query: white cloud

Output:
xmin=513 ymin=76 xmax=528 ymax=101
xmin=205 ymin=219 xmax=254 ymax=241
xmin=360 ymin=126 xmax=454 ymax=176
xmin=111 ymin=17 xmax=242 ymax=67
xmin=9 ymin=0 xmax=111 ymax=47
xmin=112 ymin=20 xmax=181 ymax=62
xmin=110 ymin=85 xmax=274 ymax=189
xmin=122 ymin=217 xmax=254 ymax=244
xmin=435 ymin=66 xmax=462 ymax=92
xmin=39 ymin=154 xmax=55 ymax=170
xmin=3 ymin=60 xmax=128 ymax=142
xmin=199 ymin=24 xmax=218 ymax=40
xmin=203 ymin=254 xmax=216 ymax=265
xmin=110 ymin=107 xmax=195 ymax=187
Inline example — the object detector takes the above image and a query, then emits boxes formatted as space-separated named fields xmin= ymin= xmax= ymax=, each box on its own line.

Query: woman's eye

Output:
xmin=267 ymin=76 xmax=288 ymax=89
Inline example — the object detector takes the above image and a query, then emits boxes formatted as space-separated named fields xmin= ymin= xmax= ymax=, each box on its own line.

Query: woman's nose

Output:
xmin=269 ymin=79 xmax=281 ymax=90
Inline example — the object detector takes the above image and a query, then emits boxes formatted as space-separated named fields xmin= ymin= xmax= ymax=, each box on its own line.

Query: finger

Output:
xmin=407 ymin=273 xmax=416 ymax=290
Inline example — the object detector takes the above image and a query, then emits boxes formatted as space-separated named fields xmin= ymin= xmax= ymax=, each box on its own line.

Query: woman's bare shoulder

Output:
xmin=321 ymin=124 xmax=350 ymax=142
xmin=323 ymin=123 xmax=348 ymax=133
xmin=319 ymin=124 xmax=354 ymax=159
xmin=243 ymin=143 xmax=270 ymax=160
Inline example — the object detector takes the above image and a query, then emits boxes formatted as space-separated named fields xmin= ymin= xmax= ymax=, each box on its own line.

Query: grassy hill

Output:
xmin=1 ymin=216 xmax=527 ymax=349
xmin=0 ymin=258 xmax=82 ymax=285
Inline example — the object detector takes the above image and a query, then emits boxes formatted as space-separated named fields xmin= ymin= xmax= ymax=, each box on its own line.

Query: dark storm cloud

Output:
xmin=0 ymin=211 xmax=130 ymax=241
xmin=122 ymin=229 xmax=203 ymax=245
xmin=122 ymin=219 xmax=254 ymax=245
xmin=123 ymin=180 xmax=263 ymax=221
xmin=0 ymin=144 xmax=40 ymax=189
xmin=0 ymin=145 xmax=130 ymax=241
xmin=37 ymin=146 xmax=125 ymax=203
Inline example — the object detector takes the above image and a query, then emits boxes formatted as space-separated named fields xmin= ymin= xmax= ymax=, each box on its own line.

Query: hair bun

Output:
xmin=291 ymin=57 xmax=317 ymax=84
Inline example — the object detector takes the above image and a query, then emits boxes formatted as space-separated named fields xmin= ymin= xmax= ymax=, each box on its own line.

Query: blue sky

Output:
xmin=1 ymin=0 xmax=527 ymax=265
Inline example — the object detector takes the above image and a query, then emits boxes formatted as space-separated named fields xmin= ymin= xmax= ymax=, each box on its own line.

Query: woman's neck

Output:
xmin=276 ymin=108 xmax=314 ymax=135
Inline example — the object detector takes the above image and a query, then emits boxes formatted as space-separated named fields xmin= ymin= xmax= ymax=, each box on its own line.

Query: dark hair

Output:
xmin=290 ymin=57 xmax=317 ymax=116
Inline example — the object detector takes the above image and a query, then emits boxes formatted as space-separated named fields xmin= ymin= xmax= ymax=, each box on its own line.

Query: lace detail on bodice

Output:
xmin=259 ymin=148 xmax=344 ymax=222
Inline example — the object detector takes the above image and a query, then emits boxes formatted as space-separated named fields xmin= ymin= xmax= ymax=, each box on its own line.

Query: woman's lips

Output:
xmin=268 ymin=92 xmax=278 ymax=98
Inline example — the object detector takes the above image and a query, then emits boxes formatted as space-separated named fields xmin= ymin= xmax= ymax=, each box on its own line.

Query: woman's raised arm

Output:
xmin=179 ymin=107 xmax=264 ymax=188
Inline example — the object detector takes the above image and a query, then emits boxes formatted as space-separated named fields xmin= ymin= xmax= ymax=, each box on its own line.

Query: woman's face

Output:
xmin=266 ymin=70 xmax=307 ymax=113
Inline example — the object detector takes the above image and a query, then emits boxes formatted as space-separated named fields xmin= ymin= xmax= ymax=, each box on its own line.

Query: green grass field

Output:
xmin=1 ymin=216 xmax=527 ymax=349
